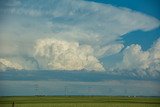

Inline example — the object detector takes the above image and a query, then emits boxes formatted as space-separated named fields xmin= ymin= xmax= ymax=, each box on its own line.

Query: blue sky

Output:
xmin=89 ymin=0 xmax=160 ymax=19
xmin=0 ymin=0 xmax=160 ymax=96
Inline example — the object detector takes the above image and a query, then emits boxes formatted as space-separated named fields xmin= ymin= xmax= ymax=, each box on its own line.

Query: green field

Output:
xmin=0 ymin=96 xmax=160 ymax=107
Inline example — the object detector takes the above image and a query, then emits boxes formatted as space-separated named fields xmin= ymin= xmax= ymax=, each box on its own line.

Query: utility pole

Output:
xmin=108 ymin=88 xmax=112 ymax=95
xmin=34 ymin=84 xmax=39 ymax=96
xmin=88 ymin=86 xmax=92 ymax=96
xmin=124 ymin=89 xmax=127 ymax=96
xmin=65 ymin=86 xmax=67 ymax=96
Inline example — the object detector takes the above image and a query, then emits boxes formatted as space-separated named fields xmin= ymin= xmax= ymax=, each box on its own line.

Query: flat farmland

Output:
xmin=0 ymin=96 xmax=160 ymax=107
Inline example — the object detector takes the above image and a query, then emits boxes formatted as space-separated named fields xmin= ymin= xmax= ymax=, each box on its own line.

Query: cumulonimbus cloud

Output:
xmin=0 ymin=0 xmax=159 ymax=77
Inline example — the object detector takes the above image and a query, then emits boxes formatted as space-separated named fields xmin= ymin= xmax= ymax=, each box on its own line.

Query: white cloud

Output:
xmin=117 ymin=44 xmax=150 ymax=70
xmin=95 ymin=44 xmax=124 ymax=58
xmin=34 ymin=38 xmax=104 ymax=71
xmin=149 ymin=38 xmax=160 ymax=60
xmin=107 ymin=38 xmax=160 ymax=77
xmin=0 ymin=56 xmax=39 ymax=71
xmin=0 ymin=58 xmax=23 ymax=71
xmin=147 ymin=38 xmax=160 ymax=76
xmin=0 ymin=0 xmax=160 ymax=75
xmin=0 ymin=0 xmax=159 ymax=47
xmin=40 ymin=0 xmax=159 ymax=47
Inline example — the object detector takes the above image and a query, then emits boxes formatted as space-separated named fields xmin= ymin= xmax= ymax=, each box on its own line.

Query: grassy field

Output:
xmin=0 ymin=96 xmax=160 ymax=107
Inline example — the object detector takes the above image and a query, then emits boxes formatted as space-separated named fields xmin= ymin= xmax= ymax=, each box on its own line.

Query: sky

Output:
xmin=0 ymin=0 xmax=160 ymax=96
